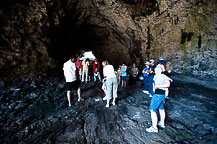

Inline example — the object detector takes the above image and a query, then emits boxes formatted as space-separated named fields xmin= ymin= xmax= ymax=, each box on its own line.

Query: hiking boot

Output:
xmin=158 ymin=122 xmax=165 ymax=128
xmin=142 ymin=90 xmax=149 ymax=94
xmin=146 ymin=126 xmax=158 ymax=133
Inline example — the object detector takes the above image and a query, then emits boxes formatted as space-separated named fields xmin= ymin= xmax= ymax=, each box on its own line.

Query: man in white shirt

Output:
xmin=63 ymin=56 xmax=81 ymax=106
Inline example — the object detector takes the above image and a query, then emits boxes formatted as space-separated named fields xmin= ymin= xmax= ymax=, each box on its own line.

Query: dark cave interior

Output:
xmin=0 ymin=0 xmax=217 ymax=143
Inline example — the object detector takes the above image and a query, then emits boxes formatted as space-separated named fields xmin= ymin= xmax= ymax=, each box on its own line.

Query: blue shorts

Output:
xmin=121 ymin=76 xmax=127 ymax=81
xmin=149 ymin=94 xmax=165 ymax=112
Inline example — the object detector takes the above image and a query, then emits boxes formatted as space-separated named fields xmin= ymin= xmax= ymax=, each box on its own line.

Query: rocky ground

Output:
xmin=0 ymin=75 xmax=217 ymax=144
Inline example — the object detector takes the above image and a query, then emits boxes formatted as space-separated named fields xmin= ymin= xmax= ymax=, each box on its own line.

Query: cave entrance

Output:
xmin=79 ymin=51 xmax=96 ymax=61
xmin=47 ymin=17 xmax=108 ymax=73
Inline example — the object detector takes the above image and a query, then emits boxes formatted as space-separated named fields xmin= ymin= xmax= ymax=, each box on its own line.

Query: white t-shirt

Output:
xmin=103 ymin=65 xmax=116 ymax=79
xmin=153 ymin=74 xmax=168 ymax=91
xmin=63 ymin=60 xmax=76 ymax=82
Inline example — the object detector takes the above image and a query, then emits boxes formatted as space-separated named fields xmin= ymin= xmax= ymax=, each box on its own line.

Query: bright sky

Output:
xmin=79 ymin=51 xmax=96 ymax=61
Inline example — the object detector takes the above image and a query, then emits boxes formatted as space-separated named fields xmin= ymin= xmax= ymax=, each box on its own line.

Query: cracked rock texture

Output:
xmin=0 ymin=0 xmax=217 ymax=80
xmin=0 ymin=77 xmax=217 ymax=143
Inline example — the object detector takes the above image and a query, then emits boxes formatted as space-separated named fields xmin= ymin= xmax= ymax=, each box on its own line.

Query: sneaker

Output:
xmin=112 ymin=101 xmax=115 ymax=106
xmin=105 ymin=104 xmax=109 ymax=108
xmin=142 ymin=90 xmax=149 ymax=94
xmin=149 ymin=94 xmax=153 ymax=97
xmin=103 ymin=96 xmax=107 ymax=101
xmin=146 ymin=126 xmax=158 ymax=133
xmin=78 ymin=98 xmax=81 ymax=102
xmin=158 ymin=122 xmax=165 ymax=128
xmin=69 ymin=104 xmax=71 ymax=107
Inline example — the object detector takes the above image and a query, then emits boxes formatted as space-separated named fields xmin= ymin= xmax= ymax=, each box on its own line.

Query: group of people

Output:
xmin=141 ymin=57 xmax=173 ymax=133
xmin=63 ymin=56 xmax=173 ymax=133
xmin=142 ymin=57 xmax=172 ymax=98
xmin=75 ymin=58 xmax=102 ymax=83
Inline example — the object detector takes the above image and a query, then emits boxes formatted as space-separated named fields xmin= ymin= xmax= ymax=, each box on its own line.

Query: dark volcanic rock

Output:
xmin=0 ymin=76 xmax=217 ymax=143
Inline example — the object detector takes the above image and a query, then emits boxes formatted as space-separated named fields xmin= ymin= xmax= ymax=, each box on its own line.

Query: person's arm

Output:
xmin=98 ymin=62 xmax=100 ymax=70
xmin=73 ymin=70 xmax=76 ymax=77
xmin=120 ymin=66 xmax=123 ymax=72
xmin=72 ymin=63 xmax=76 ymax=77
xmin=93 ymin=63 xmax=95 ymax=73
xmin=134 ymin=72 xmax=138 ymax=77
xmin=165 ymin=76 xmax=173 ymax=82
xmin=103 ymin=67 xmax=107 ymax=78
xmin=135 ymin=68 xmax=139 ymax=76
xmin=63 ymin=69 xmax=66 ymax=78
xmin=153 ymin=83 xmax=155 ymax=92
xmin=143 ymin=68 xmax=148 ymax=74
xmin=131 ymin=69 xmax=134 ymax=75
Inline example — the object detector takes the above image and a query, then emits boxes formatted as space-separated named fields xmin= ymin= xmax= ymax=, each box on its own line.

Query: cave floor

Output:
xmin=0 ymin=76 xmax=217 ymax=144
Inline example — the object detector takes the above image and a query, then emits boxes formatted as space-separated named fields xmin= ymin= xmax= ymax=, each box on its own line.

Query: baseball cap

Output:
xmin=158 ymin=57 xmax=166 ymax=60
xmin=145 ymin=61 xmax=150 ymax=65
xmin=149 ymin=59 xmax=154 ymax=63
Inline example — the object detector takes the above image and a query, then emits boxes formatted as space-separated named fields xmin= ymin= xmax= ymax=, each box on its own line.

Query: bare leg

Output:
xmin=102 ymin=86 xmax=107 ymax=100
xmin=159 ymin=109 xmax=166 ymax=124
xmin=112 ymin=98 xmax=116 ymax=105
xmin=67 ymin=91 xmax=71 ymax=106
xmin=106 ymin=99 xmax=110 ymax=107
xmin=150 ymin=110 xmax=158 ymax=128
xmin=113 ymin=98 xmax=116 ymax=102
xmin=77 ymin=87 xmax=81 ymax=99
xmin=102 ymin=87 xmax=107 ymax=97
xmin=82 ymin=70 xmax=85 ymax=82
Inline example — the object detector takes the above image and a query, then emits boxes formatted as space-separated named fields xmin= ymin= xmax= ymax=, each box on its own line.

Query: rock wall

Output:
xmin=146 ymin=0 xmax=217 ymax=79
xmin=0 ymin=0 xmax=216 ymax=80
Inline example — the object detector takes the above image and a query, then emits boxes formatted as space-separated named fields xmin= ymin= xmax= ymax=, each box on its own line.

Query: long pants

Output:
xmin=148 ymin=76 xmax=154 ymax=95
xmin=106 ymin=77 xmax=118 ymax=100
xmin=94 ymin=72 xmax=101 ymax=81
xmin=143 ymin=76 xmax=148 ymax=91
xmin=82 ymin=69 xmax=88 ymax=82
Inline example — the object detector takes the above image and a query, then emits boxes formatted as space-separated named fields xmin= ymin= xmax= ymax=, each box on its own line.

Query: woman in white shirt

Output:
xmin=102 ymin=60 xmax=118 ymax=107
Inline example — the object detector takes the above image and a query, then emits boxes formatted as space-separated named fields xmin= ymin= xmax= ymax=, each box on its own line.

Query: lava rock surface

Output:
xmin=0 ymin=76 xmax=217 ymax=143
